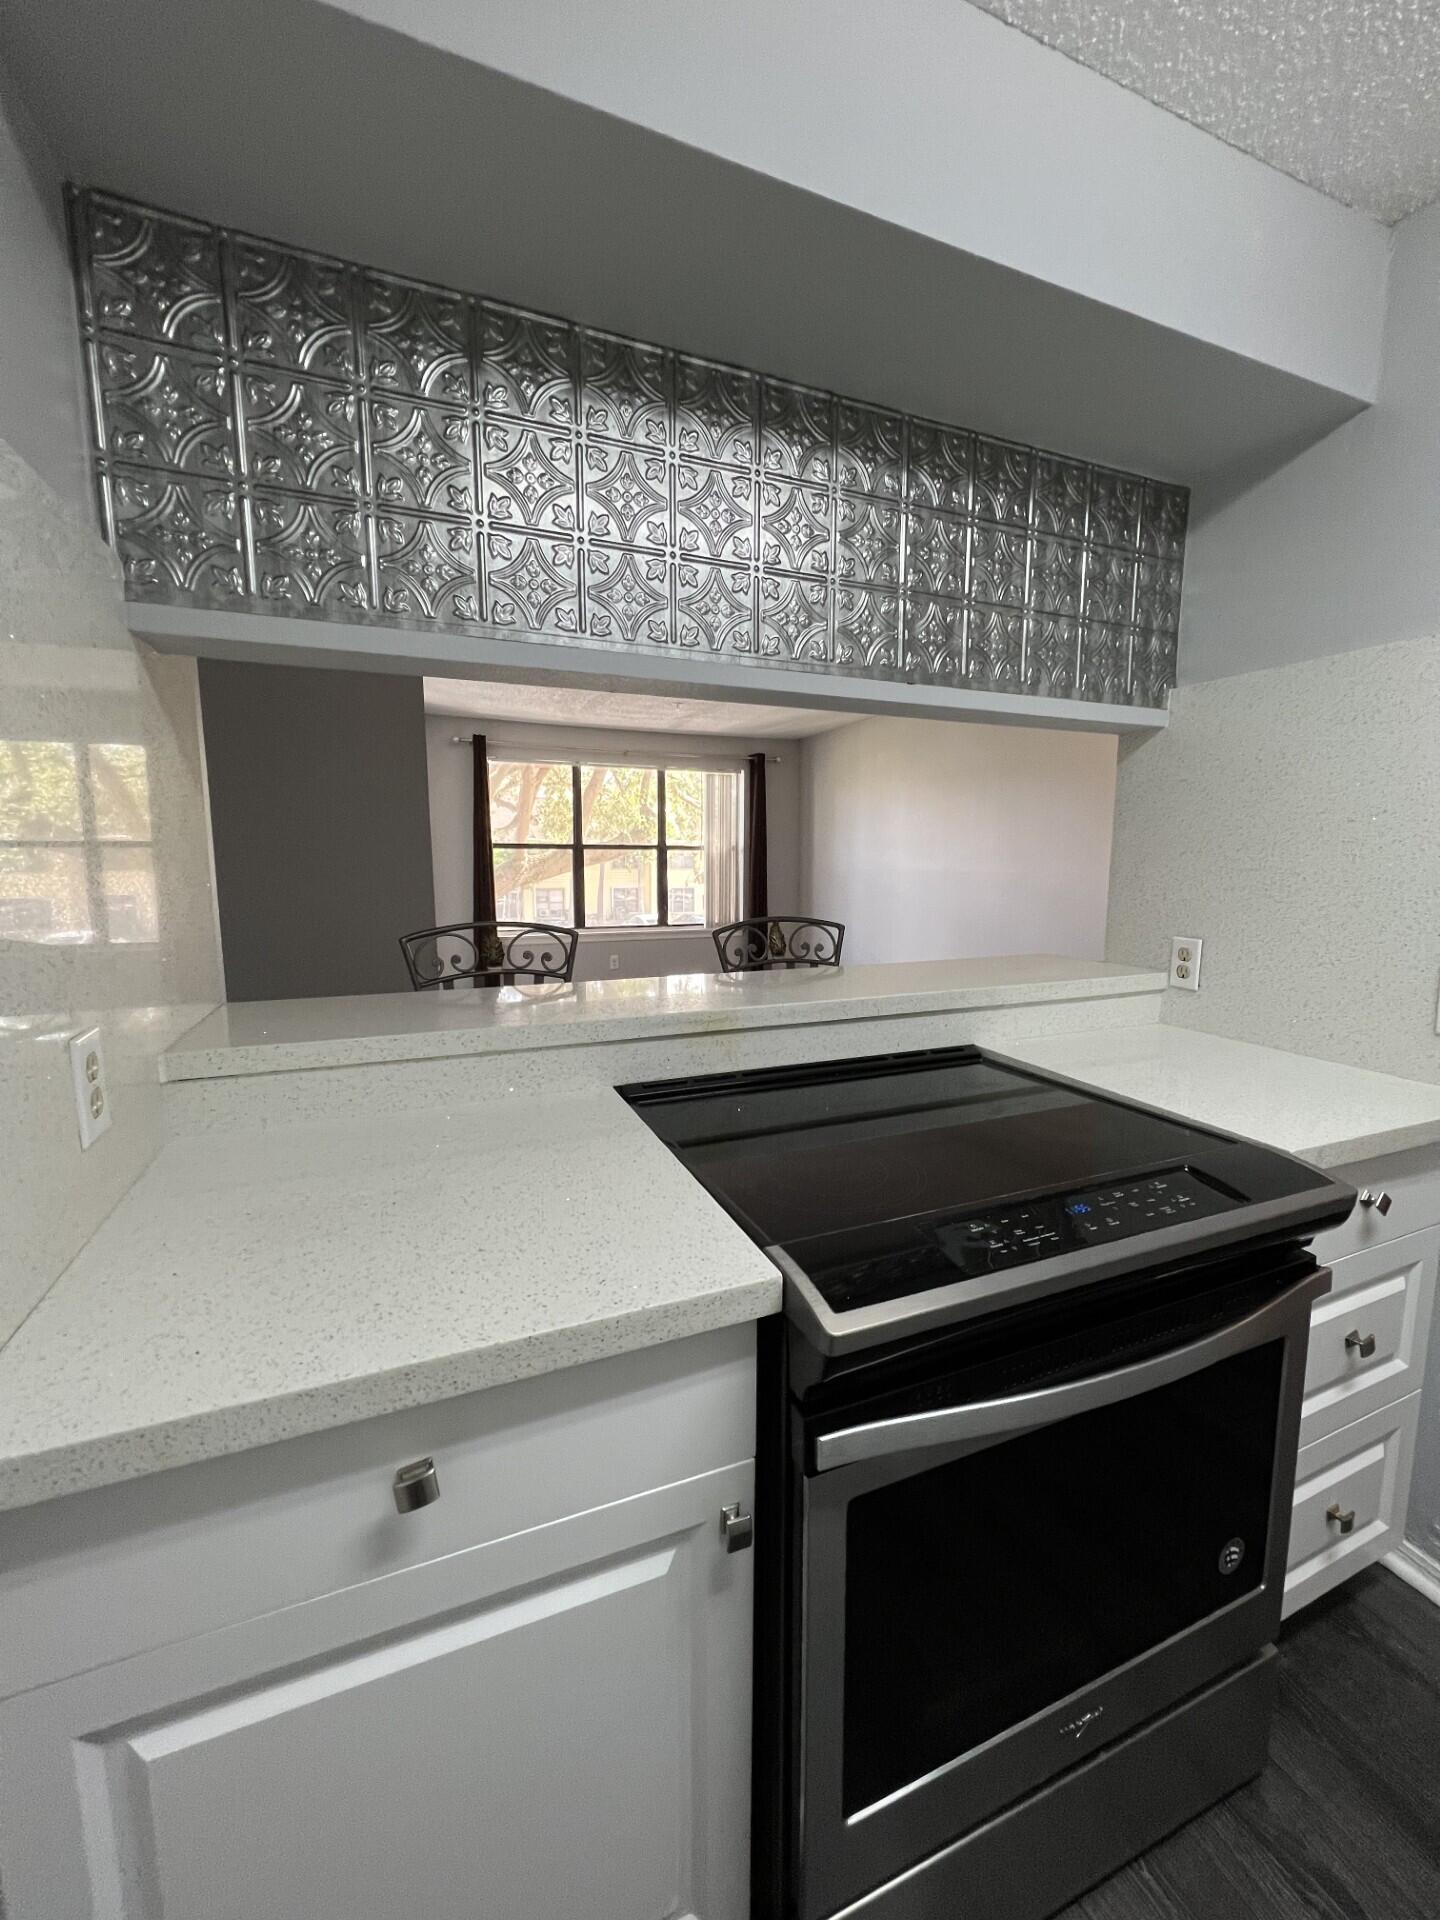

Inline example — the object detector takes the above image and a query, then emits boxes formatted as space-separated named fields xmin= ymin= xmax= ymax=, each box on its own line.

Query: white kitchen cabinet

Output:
xmin=1283 ymin=1149 xmax=1440 ymax=1617
xmin=1284 ymin=1393 xmax=1419 ymax=1618
xmin=0 ymin=1329 xmax=756 ymax=1920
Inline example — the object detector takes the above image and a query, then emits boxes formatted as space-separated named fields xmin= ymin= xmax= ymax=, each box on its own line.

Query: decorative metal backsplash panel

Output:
xmin=71 ymin=188 xmax=1187 ymax=706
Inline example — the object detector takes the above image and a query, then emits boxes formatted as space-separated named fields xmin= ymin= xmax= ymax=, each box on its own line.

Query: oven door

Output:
xmin=794 ymin=1260 xmax=1324 ymax=1920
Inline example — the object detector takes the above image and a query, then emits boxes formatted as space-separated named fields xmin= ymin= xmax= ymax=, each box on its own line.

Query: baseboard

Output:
xmin=1383 ymin=1542 xmax=1440 ymax=1609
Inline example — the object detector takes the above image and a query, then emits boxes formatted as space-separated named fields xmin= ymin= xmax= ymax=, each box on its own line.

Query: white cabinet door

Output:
xmin=0 ymin=1461 xmax=753 ymax=1920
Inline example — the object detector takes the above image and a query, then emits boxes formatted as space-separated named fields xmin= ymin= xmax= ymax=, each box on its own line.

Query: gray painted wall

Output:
xmin=1181 ymin=201 xmax=1439 ymax=685
xmin=801 ymin=717 xmax=1117 ymax=964
xmin=335 ymin=0 xmax=1388 ymax=399
xmin=201 ymin=663 xmax=435 ymax=999
xmin=425 ymin=713 xmax=803 ymax=981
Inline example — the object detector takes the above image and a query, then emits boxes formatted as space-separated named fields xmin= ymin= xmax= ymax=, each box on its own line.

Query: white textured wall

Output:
xmin=425 ymin=714 xmax=802 ymax=980
xmin=0 ymin=440 xmax=224 ymax=1344
xmin=1106 ymin=637 xmax=1440 ymax=1084
xmin=0 ymin=93 xmax=223 ymax=1343
xmin=1105 ymin=197 xmax=1440 ymax=1561
xmin=800 ymin=718 xmax=1116 ymax=964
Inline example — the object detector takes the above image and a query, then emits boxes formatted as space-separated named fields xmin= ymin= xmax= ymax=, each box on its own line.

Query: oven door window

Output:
xmin=841 ymin=1338 xmax=1282 ymax=1816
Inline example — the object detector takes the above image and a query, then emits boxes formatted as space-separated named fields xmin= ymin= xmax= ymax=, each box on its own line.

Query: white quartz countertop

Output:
xmin=1000 ymin=1025 xmax=1440 ymax=1168
xmin=10 ymin=986 xmax=1440 ymax=1516
xmin=162 ymin=955 xmax=1166 ymax=1080
xmin=0 ymin=1087 xmax=780 ymax=1512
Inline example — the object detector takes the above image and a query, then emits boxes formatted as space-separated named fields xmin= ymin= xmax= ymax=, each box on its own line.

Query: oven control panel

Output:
xmin=934 ymin=1170 xmax=1235 ymax=1276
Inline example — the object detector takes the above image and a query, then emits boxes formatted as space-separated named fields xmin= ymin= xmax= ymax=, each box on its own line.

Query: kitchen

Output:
xmin=2 ymin=3 xmax=1438 ymax=1917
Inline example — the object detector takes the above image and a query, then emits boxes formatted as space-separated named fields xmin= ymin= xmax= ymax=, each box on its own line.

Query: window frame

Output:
xmin=488 ymin=759 xmax=716 ymax=932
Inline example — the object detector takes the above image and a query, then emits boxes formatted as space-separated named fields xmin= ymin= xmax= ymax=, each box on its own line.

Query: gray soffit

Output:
xmin=0 ymin=0 xmax=1367 ymax=489
xmin=969 ymin=0 xmax=1440 ymax=225
xmin=72 ymin=188 xmax=1187 ymax=710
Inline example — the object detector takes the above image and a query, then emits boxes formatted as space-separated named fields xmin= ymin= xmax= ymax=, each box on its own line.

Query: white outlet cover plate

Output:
xmin=68 ymin=1026 xmax=112 ymax=1149
xmin=1169 ymin=935 xmax=1203 ymax=992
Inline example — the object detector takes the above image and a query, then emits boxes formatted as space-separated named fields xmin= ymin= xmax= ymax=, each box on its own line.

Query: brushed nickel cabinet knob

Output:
xmin=1359 ymin=1189 xmax=1393 ymax=1215
xmin=393 ymin=1457 xmax=440 ymax=1514
xmin=1326 ymin=1503 xmax=1356 ymax=1535
xmin=1345 ymin=1329 xmax=1377 ymax=1359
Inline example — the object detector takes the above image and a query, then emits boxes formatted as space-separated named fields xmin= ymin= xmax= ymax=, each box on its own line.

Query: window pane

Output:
xmin=667 ymin=845 xmax=707 ymax=925
xmin=493 ymin=846 xmax=575 ymax=926
xmin=580 ymin=766 xmax=657 ymax=846
xmin=0 ymin=844 xmax=91 ymax=942
xmin=91 ymin=743 xmax=152 ymax=841
xmin=584 ymin=848 xmax=657 ymax=926
xmin=100 ymin=844 xmax=158 ymax=943
xmin=665 ymin=768 xmax=706 ymax=845
xmin=0 ymin=740 xmax=82 ymax=840
xmin=488 ymin=760 xmax=573 ymax=843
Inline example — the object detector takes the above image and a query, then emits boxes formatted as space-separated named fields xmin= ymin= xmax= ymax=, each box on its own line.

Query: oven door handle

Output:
xmin=812 ymin=1267 xmax=1326 ymax=1473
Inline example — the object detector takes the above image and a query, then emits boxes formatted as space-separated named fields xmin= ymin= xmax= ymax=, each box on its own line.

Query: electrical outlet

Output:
xmin=1169 ymin=936 xmax=1203 ymax=992
xmin=69 ymin=1026 xmax=112 ymax=1149
xmin=609 ymin=952 xmax=620 ymax=971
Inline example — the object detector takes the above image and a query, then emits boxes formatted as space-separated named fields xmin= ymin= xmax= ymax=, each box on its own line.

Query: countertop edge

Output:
xmin=161 ymin=972 xmax=1168 ymax=1082
xmin=0 ymin=1271 xmax=782 ymax=1515
xmin=1297 ymin=1118 xmax=1440 ymax=1170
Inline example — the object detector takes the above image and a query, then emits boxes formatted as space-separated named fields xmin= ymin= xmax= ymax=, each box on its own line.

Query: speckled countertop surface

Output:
xmin=7 ymin=1008 xmax=1439 ymax=1516
xmin=0 ymin=1087 xmax=780 ymax=1513
xmin=161 ymin=956 xmax=1167 ymax=1080
xmin=1001 ymin=1025 xmax=1440 ymax=1168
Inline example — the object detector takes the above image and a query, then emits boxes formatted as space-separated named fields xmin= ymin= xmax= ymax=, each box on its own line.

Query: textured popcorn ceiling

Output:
xmin=969 ymin=1 xmax=1440 ymax=223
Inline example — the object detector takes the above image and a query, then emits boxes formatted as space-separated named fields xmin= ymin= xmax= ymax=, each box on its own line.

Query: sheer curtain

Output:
xmin=705 ymin=769 xmax=741 ymax=926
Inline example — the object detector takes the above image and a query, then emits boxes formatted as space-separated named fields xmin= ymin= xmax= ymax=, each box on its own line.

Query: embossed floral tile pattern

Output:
xmin=72 ymin=188 xmax=1187 ymax=706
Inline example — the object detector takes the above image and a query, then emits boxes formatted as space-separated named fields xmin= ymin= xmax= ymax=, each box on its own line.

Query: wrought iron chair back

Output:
xmin=711 ymin=916 xmax=845 ymax=973
xmin=399 ymin=921 xmax=579 ymax=990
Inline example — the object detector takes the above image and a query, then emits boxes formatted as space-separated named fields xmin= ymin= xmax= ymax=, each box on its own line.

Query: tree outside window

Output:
xmin=488 ymin=759 xmax=740 ymax=929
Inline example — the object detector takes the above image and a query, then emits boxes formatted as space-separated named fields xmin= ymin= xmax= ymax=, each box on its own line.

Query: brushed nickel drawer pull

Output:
xmin=721 ymin=1503 xmax=754 ymax=1552
xmin=393 ymin=1457 xmax=440 ymax=1513
xmin=1344 ymin=1329 xmax=1377 ymax=1359
xmin=1359 ymin=1188 xmax=1393 ymax=1215
xmin=1326 ymin=1503 xmax=1356 ymax=1535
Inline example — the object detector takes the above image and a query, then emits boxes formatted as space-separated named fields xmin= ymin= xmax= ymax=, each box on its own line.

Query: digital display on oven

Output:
xmin=931 ymin=1169 xmax=1237 ymax=1277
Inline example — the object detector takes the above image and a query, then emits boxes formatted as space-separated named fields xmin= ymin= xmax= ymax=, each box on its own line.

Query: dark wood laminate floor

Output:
xmin=1056 ymin=1568 xmax=1440 ymax=1919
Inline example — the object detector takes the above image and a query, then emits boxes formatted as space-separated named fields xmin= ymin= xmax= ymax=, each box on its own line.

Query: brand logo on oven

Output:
xmin=1057 ymin=1706 xmax=1106 ymax=1741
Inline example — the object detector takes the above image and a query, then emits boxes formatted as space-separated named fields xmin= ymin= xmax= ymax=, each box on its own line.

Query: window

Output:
xmin=0 ymin=739 xmax=157 ymax=946
xmin=487 ymin=759 xmax=742 ymax=930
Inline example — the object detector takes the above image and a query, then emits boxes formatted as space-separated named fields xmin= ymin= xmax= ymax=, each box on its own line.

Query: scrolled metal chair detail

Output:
xmin=399 ymin=921 xmax=579 ymax=990
xmin=712 ymin=917 xmax=845 ymax=973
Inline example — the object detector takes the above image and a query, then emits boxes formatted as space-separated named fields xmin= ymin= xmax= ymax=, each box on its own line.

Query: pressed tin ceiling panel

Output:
xmin=71 ymin=188 xmax=1188 ymax=710
xmin=969 ymin=0 xmax=1440 ymax=223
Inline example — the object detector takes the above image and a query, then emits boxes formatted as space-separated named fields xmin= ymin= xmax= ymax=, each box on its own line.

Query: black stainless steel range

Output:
xmin=621 ymin=1045 xmax=1355 ymax=1920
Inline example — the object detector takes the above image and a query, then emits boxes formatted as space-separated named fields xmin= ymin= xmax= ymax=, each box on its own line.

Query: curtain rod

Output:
xmin=449 ymin=734 xmax=782 ymax=761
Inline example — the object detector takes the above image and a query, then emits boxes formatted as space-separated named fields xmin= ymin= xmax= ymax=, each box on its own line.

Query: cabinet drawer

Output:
xmin=0 ymin=1323 xmax=756 ymax=1700
xmin=1310 ymin=1145 xmax=1440 ymax=1264
xmin=1299 ymin=1228 xmax=1438 ymax=1446
xmin=1283 ymin=1393 xmax=1419 ymax=1620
